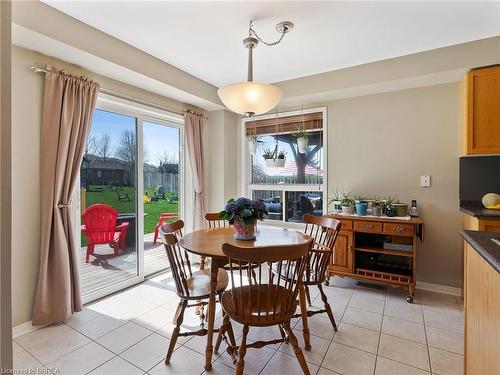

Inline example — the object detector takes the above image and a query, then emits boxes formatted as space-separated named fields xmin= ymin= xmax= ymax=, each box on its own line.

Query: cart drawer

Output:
xmin=383 ymin=223 xmax=415 ymax=236
xmin=354 ymin=221 xmax=382 ymax=232
xmin=339 ymin=219 xmax=353 ymax=230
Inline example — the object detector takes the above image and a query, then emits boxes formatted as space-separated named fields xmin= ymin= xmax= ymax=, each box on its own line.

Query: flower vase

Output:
xmin=233 ymin=215 xmax=256 ymax=240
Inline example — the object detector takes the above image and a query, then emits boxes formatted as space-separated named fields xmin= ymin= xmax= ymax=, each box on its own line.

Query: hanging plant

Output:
xmin=248 ymin=134 xmax=263 ymax=155
xmin=295 ymin=123 xmax=309 ymax=154
xmin=263 ymin=145 xmax=286 ymax=168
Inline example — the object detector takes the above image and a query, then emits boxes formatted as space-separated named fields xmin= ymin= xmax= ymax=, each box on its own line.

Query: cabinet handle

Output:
xmin=393 ymin=226 xmax=404 ymax=232
xmin=362 ymin=224 xmax=373 ymax=230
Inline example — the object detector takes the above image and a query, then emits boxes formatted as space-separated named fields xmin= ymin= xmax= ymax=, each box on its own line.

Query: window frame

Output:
xmin=240 ymin=106 xmax=328 ymax=228
xmin=74 ymin=92 xmax=186 ymax=304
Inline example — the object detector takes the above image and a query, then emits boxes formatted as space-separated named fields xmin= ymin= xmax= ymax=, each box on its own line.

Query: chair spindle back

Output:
xmin=222 ymin=239 xmax=313 ymax=323
xmin=205 ymin=212 xmax=229 ymax=229
xmin=302 ymin=214 xmax=342 ymax=284
xmin=160 ymin=220 xmax=193 ymax=298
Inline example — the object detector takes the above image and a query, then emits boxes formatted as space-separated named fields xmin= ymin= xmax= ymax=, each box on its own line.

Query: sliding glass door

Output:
xmin=78 ymin=97 xmax=183 ymax=301
xmin=142 ymin=121 xmax=181 ymax=276
xmin=79 ymin=109 xmax=140 ymax=296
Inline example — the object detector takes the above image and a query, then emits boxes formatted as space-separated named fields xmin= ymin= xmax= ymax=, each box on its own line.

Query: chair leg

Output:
xmin=318 ymin=284 xmax=337 ymax=331
xmin=113 ymin=241 xmax=120 ymax=256
xmin=235 ymin=325 xmax=249 ymax=375
xmin=153 ymin=225 xmax=159 ymax=244
xmin=165 ymin=299 xmax=187 ymax=364
xmin=86 ymin=244 xmax=94 ymax=263
xmin=215 ymin=313 xmax=230 ymax=353
xmin=282 ymin=320 xmax=310 ymax=375
xmin=120 ymin=233 xmax=126 ymax=251
xmin=278 ymin=324 xmax=287 ymax=341
xmin=299 ymin=286 xmax=312 ymax=350
xmin=304 ymin=285 xmax=312 ymax=306
xmin=200 ymin=256 xmax=207 ymax=270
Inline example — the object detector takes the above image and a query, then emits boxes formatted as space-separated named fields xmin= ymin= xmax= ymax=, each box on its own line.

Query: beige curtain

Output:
xmin=184 ymin=112 xmax=207 ymax=230
xmin=32 ymin=67 xmax=99 ymax=325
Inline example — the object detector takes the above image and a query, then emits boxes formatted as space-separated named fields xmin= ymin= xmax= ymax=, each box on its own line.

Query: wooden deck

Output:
xmin=80 ymin=233 xmax=169 ymax=295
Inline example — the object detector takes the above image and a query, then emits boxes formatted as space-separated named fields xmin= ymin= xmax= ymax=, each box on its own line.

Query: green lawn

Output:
xmin=81 ymin=185 xmax=179 ymax=246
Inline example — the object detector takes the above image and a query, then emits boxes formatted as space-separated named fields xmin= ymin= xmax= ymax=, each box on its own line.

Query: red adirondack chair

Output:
xmin=153 ymin=212 xmax=179 ymax=244
xmin=81 ymin=204 xmax=129 ymax=263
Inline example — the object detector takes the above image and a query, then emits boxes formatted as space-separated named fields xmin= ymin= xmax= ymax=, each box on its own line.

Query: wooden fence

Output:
xmin=144 ymin=172 xmax=179 ymax=193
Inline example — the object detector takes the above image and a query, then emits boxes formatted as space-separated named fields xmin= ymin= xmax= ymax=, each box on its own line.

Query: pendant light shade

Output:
xmin=218 ymin=21 xmax=293 ymax=117
xmin=217 ymin=82 xmax=283 ymax=116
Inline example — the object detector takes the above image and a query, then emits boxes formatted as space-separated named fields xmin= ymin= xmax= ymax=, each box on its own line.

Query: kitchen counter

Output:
xmin=460 ymin=230 xmax=500 ymax=273
xmin=460 ymin=202 xmax=500 ymax=219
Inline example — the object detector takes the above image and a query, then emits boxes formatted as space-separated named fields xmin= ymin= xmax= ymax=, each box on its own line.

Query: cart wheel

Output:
xmin=324 ymin=278 xmax=330 ymax=286
xmin=406 ymin=295 xmax=414 ymax=303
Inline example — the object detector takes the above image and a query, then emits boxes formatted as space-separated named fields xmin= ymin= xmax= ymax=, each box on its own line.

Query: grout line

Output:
xmin=19 ymin=325 xmax=94 ymax=367
xmin=376 ymin=353 xmax=433 ymax=373
xmin=422 ymin=296 xmax=433 ymax=374
xmin=317 ymin=279 xmax=357 ymax=370
xmin=372 ymin=285 xmax=387 ymax=375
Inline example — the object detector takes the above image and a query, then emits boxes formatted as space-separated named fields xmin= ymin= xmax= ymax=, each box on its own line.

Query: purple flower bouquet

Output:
xmin=219 ymin=197 xmax=268 ymax=240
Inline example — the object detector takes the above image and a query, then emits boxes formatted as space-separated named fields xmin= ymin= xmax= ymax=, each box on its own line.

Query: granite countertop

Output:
xmin=459 ymin=202 xmax=500 ymax=219
xmin=461 ymin=230 xmax=500 ymax=273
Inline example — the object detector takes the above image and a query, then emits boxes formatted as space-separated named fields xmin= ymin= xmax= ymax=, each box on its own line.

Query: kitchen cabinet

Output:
xmin=461 ymin=212 xmax=500 ymax=234
xmin=462 ymin=65 xmax=500 ymax=155
xmin=462 ymin=237 xmax=500 ymax=374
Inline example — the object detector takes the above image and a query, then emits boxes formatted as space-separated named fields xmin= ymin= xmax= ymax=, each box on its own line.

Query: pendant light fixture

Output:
xmin=218 ymin=21 xmax=294 ymax=117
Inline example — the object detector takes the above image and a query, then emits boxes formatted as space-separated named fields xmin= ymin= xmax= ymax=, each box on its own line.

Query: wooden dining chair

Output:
xmin=205 ymin=212 xmax=229 ymax=229
xmin=297 ymin=214 xmax=342 ymax=347
xmin=215 ymin=239 xmax=314 ymax=375
xmin=160 ymin=220 xmax=235 ymax=364
xmin=205 ymin=212 xmax=260 ymax=285
xmin=200 ymin=212 xmax=230 ymax=270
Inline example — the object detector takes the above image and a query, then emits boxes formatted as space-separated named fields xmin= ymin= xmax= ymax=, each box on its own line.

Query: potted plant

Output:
xmin=354 ymin=194 xmax=368 ymax=216
xmin=219 ymin=197 xmax=268 ymax=240
xmin=295 ymin=123 xmax=309 ymax=153
xmin=341 ymin=197 xmax=355 ymax=215
xmin=392 ymin=200 xmax=409 ymax=217
xmin=380 ymin=196 xmax=396 ymax=217
xmin=372 ymin=200 xmax=383 ymax=216
xmin=262 ymin=147 xmax=276 ymax=167
xmin=339 ymin=191 xmax=355 ymax=215
xmin=247 ymin=134 xmax=263 ymax=155
xmin=329 ymin=188 xmax=343 ymax=213
xmin=262 ymin=147 xmax=286 ymax=168
xmin=276 ymin=150 xmax=287 ymax=167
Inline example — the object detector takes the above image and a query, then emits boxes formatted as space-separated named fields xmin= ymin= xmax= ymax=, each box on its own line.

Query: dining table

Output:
xmin=179 ymin=225 xmax=312 ymax=371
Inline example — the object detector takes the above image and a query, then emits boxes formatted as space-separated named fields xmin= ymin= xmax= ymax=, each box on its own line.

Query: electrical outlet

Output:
xmin=420 ymin=175 xmax=431 ymax=187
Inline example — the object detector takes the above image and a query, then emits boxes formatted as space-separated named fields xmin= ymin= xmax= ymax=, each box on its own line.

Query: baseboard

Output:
xmin=12 ymin=321 xmax=45 ymax=339
xmin=416 ymin=281 xmax=462 ymax=297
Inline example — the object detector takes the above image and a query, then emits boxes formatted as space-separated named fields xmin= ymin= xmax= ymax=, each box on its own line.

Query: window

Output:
xmin=78 ymin=94 xmax=184 ymax=301
xmin=243 ymin=108 xmax=327 ymax=224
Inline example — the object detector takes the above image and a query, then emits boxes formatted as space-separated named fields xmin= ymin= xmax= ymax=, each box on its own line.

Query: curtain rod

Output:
xmin=30 ymin=63 xmax=208 ymax=119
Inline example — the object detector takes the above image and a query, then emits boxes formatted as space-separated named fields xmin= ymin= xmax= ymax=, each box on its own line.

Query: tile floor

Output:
xmin=13 ymin=275 xmax=464 ymax=375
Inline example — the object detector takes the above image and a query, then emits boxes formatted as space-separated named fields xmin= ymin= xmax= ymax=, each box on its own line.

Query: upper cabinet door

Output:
xmin=466 ymin=66 xmax=500 ymax=155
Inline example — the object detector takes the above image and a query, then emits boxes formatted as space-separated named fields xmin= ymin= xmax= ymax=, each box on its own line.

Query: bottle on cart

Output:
xmin=410 ymin=200 xmax=419 ymax=217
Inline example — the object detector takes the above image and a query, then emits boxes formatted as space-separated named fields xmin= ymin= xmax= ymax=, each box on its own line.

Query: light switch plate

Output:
xmin=420 ymin=175 xmax=431 ymax=187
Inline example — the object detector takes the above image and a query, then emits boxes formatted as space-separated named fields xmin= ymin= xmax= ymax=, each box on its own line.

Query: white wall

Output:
xmin=11 ymin=46 xmax=206 ymax=326
xmin=325 ymin=84 xmax=461 ymax=287
xmin=206 ymin=109 xmax=238 ymax=212
xmin=1 ymin=0 xmax=13 ymax=368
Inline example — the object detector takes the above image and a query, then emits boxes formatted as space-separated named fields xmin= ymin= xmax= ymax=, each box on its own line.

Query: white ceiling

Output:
xmin=43 ymin=1 xmax=500 ymax=87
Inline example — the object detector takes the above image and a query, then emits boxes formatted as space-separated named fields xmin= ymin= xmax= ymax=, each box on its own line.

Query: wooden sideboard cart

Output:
xmin=326 ymin=214 xmax=425 ymax=303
